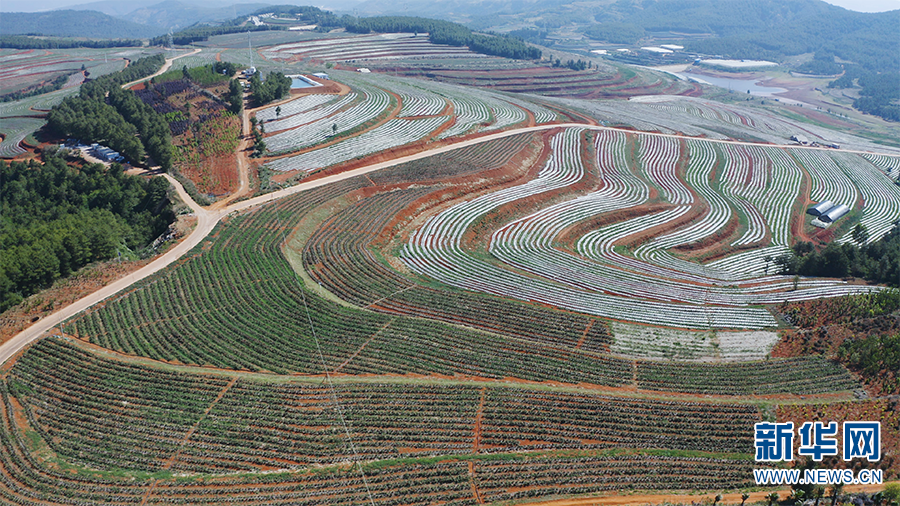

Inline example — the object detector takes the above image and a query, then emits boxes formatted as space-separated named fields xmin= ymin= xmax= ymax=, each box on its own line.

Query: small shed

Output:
xmin=820 ymin=204 xmax=850 ymax=223
xmin=312 ymin=72 xmax=329 ymax=80
xmin=807 ymin=200 xmax=834 ymax=216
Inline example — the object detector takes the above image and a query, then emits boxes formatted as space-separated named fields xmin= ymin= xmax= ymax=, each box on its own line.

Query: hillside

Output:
xmin=120 ymin=1 xmax=271 ymax=31
xmin=0 ymin=10 xmax=163 ymax=39
xmin=351 ymin=0 xmax=898 ymax=70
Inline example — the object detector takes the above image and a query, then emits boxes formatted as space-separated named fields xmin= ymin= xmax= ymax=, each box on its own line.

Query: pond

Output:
xmin=290 ymin=76 xmax=320 ymax=89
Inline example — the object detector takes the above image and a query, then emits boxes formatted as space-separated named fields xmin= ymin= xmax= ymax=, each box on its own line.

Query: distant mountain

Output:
xmin=119 ymin=1 xmax=272 ymax=31
xmin=349 ymin=0 xmax=896 ymax=34
xmin=0 ymin=10 xmax=164 ymax=38
xmin=823 ymin=0 xmax=900 ymax=12
xmin=349 ymin=0 xmax=897 ymax=69
xmin=348 ymin=0 xmax=573 ymax=25
xmin=62 ymin=0 xmax=155 ymax=17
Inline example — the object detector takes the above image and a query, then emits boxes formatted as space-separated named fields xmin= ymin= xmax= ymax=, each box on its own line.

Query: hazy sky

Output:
xmin=820 ymin=0 xmax=900 ymax=11
xmin=3 ymin=0 xmax=900 ymax=14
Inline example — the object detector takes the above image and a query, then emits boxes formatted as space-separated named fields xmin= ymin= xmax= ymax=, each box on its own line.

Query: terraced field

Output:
xmin=0 ymin=48 xmax=141 ymax=158
xmin=0 ymin=117 xmax=44 ymax=157
xmin=4 ymin=45 xmax=900 ymax=504
xmin=262 ymin=33 xmax=484 ymax=62
xmin=258 ymin=71 xmax=558 ymax=174
xmin=58 ymin=129 xmax=881 ymax=396
xmin=415 ymin=66 xmax=699 ymax=99
xmin=401 ymin=128 xmax=896 ymax=330
xmin=2 ymin=118 xmax=880 ymax=499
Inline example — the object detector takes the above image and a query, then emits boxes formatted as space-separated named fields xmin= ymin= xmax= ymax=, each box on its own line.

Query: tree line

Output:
xmin=772 ymin=222 xmax=900 ymax=285
xmin=1 ymin=74 xmax=70 ymax=103
xmin=249 ymin=72 xmax=291 ymax=107
xmin=552 ymin=59 xmax=592 ymax=71
xmin=0 ymin=35 xmax=142 ymax=50
xmin=343 ymin=16 xmax=541 ymax=60
xmin=830 ymin=69 xmax=900 ymax=122
xmin=47 ymin=54 xmax=174 ymax=170
xmin=0 ymin=157 xmax=174 ymax=313
xmin=149 ymin=25 xmax=283 ymax=47
xmin=158 ymin=10 xmax=540 ymax=61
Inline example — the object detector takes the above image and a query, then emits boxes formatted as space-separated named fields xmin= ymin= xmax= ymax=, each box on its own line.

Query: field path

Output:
xmin=1 ymin=122 xmax=896 ymax=367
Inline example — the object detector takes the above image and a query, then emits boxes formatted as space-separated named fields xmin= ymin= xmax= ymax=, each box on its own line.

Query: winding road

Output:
xmin=1 ymin=120 xmax=895 ymax=367
xmin=120 ymin=48 xmax=201 ymax=89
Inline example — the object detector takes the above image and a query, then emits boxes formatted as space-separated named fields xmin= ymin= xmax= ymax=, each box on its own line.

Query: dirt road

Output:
xmin=120 ymin=48 xmax=201 ymax=89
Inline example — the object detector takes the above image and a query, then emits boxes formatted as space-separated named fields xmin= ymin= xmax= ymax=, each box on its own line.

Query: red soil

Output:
xmin=179 ymin=151 xmax=241 ymax=196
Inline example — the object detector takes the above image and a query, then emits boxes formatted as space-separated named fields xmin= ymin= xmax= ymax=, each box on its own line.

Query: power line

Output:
xmin=270 ymin=185 xmax=377 ymax=506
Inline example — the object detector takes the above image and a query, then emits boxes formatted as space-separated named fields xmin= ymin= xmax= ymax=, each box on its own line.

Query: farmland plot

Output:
xmin=263 ymin=33 xmax=483 ymax=62
xmin=60 ymin=138 xmax=856 ymax=395
xmin=256 ymin=92 xmax=347 ymax=122
xmin=62 ymin=179 xmax=633 ymax=387
xmin=401 ymin=127 xmax=898 ymax=331
xmin=0 ymin=117 xmax=44 ymax=157
xmin=266 ymin=116 xmax=448 ymax=172
xmin=550 ymin=95 xmax=900 ymax=153
xmin=262 ymin=89 xmax=388 ymax=154
xmin=10 ymin=338 xmax=762 ymax=474
xmin=348 ymin=71 xmax=553 ymax=128
xmin=259 ymin=74 xmax=545 ymax=168
xmin=0 ymin=49 xmax=129 ymax=95
xmin=610 ymin=323 xmax=780 ymax=361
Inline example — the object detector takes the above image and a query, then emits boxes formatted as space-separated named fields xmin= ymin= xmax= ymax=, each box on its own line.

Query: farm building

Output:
xmin=807 ymin=200 xmax=834 ymax=216
xmin=820 ymin=204 xmax=850 ymax=223
xmin=312 ymin=72 xmax=329 ymax=79
xmin=90 ymin=144 xmax=124 ymax=162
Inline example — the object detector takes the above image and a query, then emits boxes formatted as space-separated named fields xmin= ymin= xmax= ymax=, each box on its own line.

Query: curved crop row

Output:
xmin=266 ymin=116 xmax=447 ymax=172
xmin=264 ymin=87 xmax=389 ymax=153
xmin=8 ymin=338 xmax=761 ymax=475
xmin=256 ymin=92 xmax=350 ymax=125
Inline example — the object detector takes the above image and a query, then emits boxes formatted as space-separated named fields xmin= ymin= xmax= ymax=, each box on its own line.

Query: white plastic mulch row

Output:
xmin=255 ymin=93 xmax=343 ymax=123
xmin=399 ymin=94 xmax=446 ymax=117
xmin=610 ymin=322 xmax=779 ymax=362
xmin=639 ymin=135 xmax=692 ymax=205
xmin=490 ymin=135 xmax=860 ymax=307
xmin=265 ymin=116 xmax=448 ymax=173
xmin=264 ymin=87 xmax=390 ymax=154
xmin=403 ymin=129 xmax=774 ymax=329
xmin=437 ymin=98 xmax=492 ymax=139
xmin=833 ymin=152 xmax=900 ymax=244
xmin=401 ymin=128 xmax=884 ymax=330
xmin=265 ymin=35 xmax=478 ymax=61
xmin=794 ymin=148 xmax=858 ymax=212
xmin=636 ymin=140 xmax=732 ymax=252
xmin=862 ymin=153 xmax=900 ymax=181
xmin=262 ymin=94 xmax=359 ymax=135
